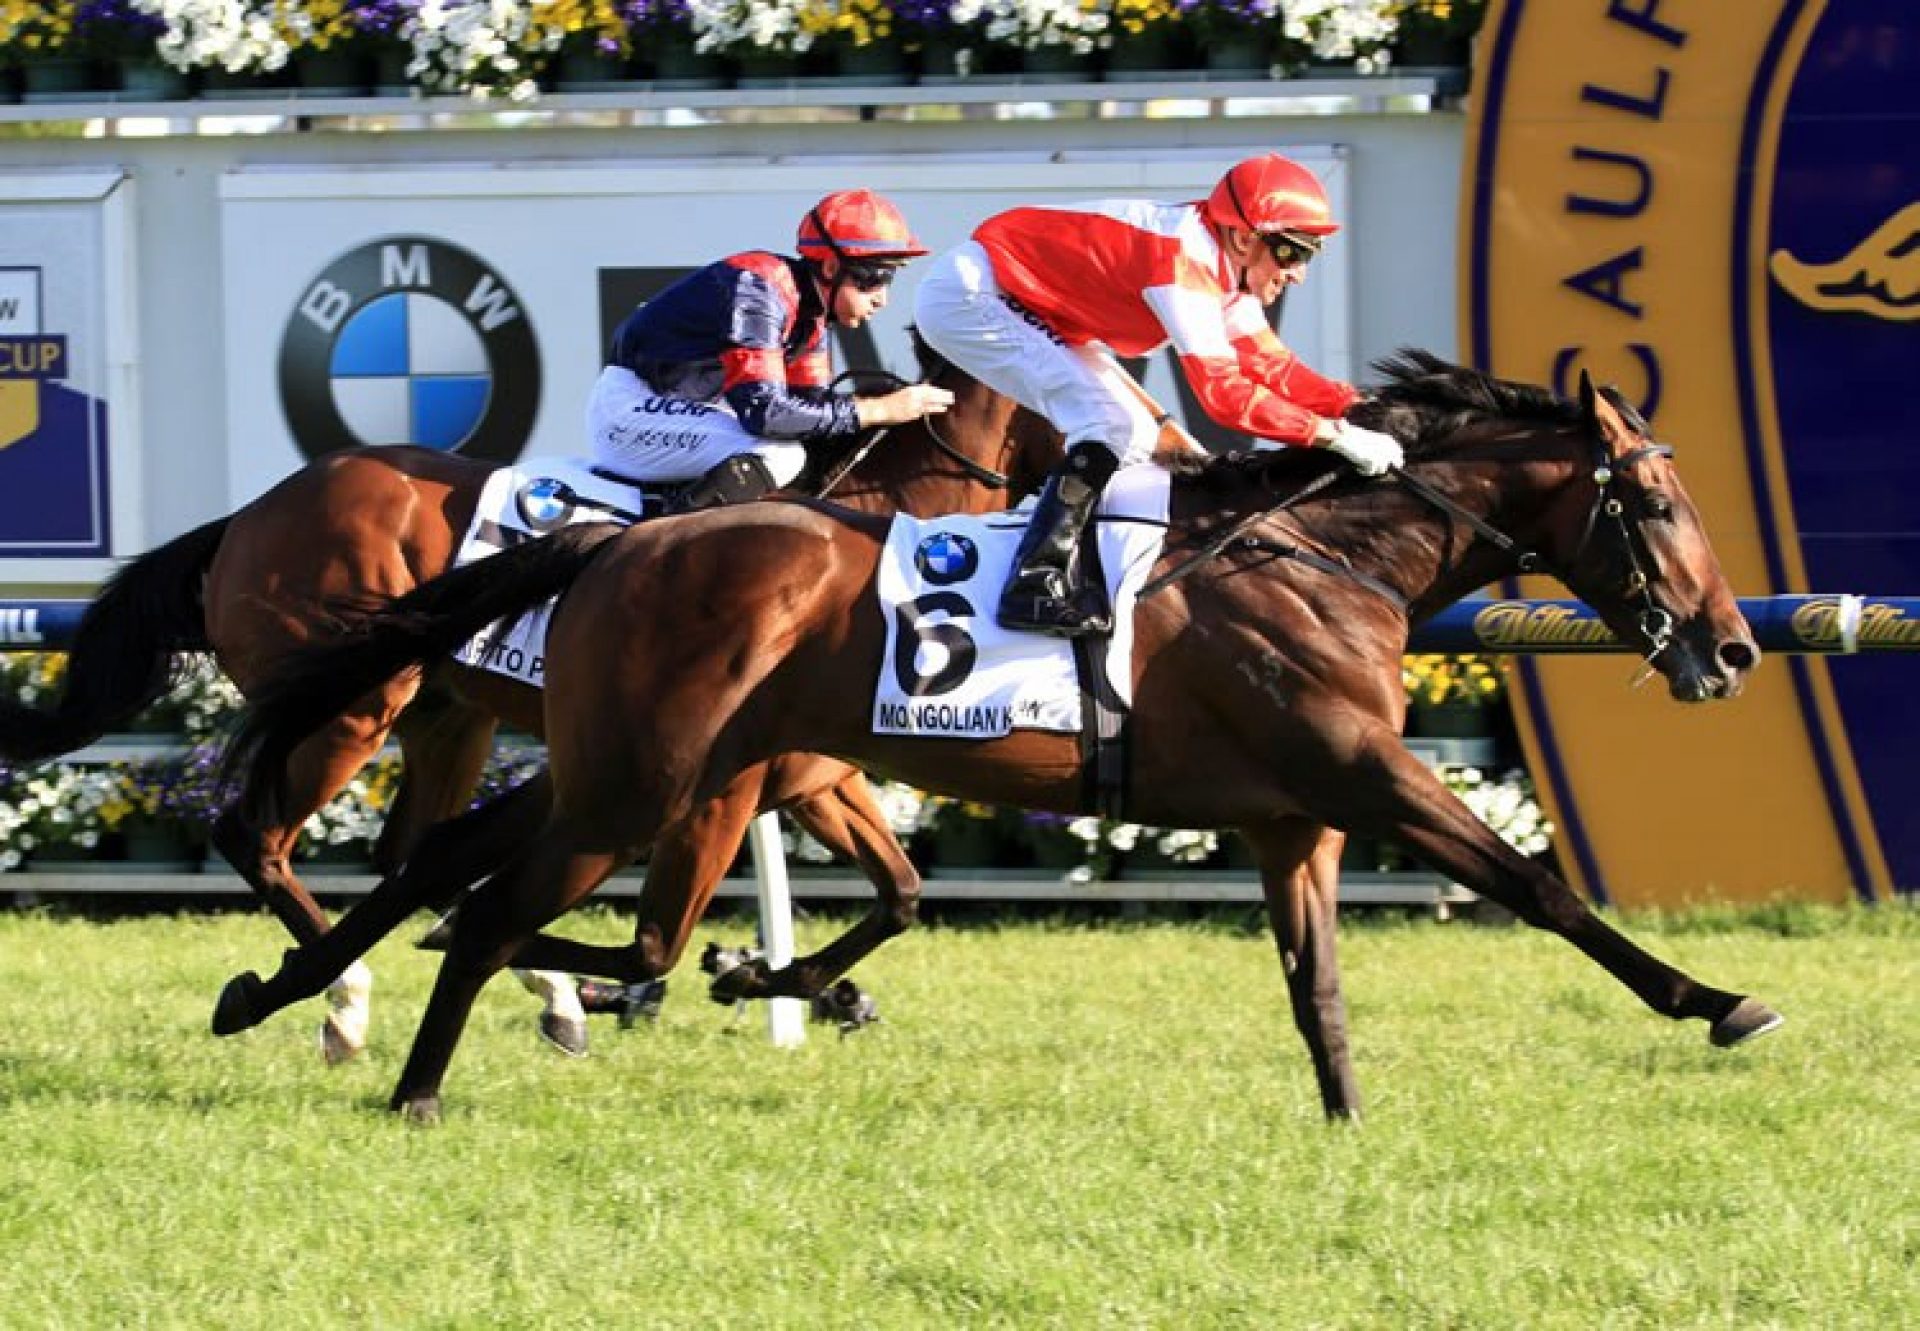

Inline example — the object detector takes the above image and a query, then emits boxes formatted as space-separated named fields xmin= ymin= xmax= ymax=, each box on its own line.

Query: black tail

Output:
xmin=0 ymin=516 xmax=225 ymax=762
xmin=227 ymin=522 xmax=622 ymax=828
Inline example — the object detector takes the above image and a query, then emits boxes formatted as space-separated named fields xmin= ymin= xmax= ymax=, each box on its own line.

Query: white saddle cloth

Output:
xmin=872 ymin=465 xmax=1171 ymax=739
xmin=450 ymin=457 xmax=649 ymax=689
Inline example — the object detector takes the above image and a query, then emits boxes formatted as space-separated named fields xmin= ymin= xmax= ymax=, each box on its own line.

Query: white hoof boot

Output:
xmin=319 ymin=960 xmax=373 ymax=1066
xmin=515 ymin=969 xmax=588 ymax=1058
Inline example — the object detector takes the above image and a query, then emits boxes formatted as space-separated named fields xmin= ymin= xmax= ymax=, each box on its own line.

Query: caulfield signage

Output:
xmin=1469 ymin=0 xmax=1915 ymax=906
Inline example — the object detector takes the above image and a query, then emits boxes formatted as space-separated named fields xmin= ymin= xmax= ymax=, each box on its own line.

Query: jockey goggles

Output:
xmin=1262 ymin=229 xmax=1323 ymax=270
xmin=840 ymin=258 xmax=902 ymax=293
xmin=804 ymin=203 xmax=906 ymax=294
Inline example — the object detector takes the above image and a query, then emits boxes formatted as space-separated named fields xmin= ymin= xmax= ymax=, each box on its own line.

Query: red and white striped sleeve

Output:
xmin=1142 ymin=252 xmax=1356 ymax=446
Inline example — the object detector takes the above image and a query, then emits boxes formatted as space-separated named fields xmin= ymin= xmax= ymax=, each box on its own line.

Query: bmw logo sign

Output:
xmin=914 ymin=531 xmax=979 ymax=585
xmin=278 ymin=236 xmax=540 ymax=464
xmin=516 ymin=476 xmax=576 ymax=532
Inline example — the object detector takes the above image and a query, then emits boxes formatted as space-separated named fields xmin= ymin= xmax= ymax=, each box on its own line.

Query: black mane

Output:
xmin=1164 ymin=348 xmax=1580 ymax=491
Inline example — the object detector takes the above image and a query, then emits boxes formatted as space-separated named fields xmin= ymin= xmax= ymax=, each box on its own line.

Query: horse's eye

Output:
xmin=1645 ymin=493 xmax=1674 ymax=520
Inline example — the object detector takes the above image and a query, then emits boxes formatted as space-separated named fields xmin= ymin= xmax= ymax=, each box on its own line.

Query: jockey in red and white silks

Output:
xmin=914 ymin=153 xmax=1405 ymax=638
xmin=588 ymin=189 xmax=953 ymax=510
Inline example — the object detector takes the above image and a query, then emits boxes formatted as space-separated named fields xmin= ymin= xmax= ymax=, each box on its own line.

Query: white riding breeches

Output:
xmin=913 ymin=241 xmax=1161 ymax=467
xmin=585 ymin=367 xmax=808 ymax=487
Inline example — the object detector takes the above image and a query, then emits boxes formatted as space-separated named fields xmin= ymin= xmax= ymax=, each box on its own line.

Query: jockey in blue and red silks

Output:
xmin=587 ymin=188 xmax=955 ymax=510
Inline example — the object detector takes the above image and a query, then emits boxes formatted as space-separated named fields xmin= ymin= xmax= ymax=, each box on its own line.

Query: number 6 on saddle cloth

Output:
xmin=872 ymin=465 xmax=1170 ymax=811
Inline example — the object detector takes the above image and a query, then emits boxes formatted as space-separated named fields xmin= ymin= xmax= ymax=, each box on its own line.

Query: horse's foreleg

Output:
xmin=391 ymin=830 xmax=623 ymax=1122
xmin=721 ymin=765 xmax=922 ymax=1002
xmin=212 ymin=771 xmax=555 ymax=1042
xmin=1353 ymin=739 xmax=1781 ymax=1046
xmin=1243 ymin=820 xmax=1361 ymax=1121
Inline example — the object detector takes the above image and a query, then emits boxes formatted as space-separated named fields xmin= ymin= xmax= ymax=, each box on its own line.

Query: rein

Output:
xmin=1138 ymin=465 xmax=1350 ymax=601
xmin=1138 ymin=431 xmax=1679 ymax=661
xmin=814 ymin=369 xmax=1011 ymax=500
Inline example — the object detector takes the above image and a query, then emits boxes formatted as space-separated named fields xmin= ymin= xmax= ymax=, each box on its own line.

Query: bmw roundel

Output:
xmin=914 ymin=531 xmax=978 ymax=585
xmin=278 ymin=236 xmax=540 ymax=465
xmin=516 ymin=476 xmax=575 ymax=531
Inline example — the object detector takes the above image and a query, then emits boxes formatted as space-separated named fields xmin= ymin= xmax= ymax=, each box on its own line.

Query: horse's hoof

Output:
xmin=319 ymin=1014 xmax=367 ymax=1066
xmin=417 ymin=913 xmax=455 ymax=952
xmin=1710 ymin=997 xmax=1784 ymax=1048
xmin=538 ymin=1012 xmax=589 ymax=1059
xmin=211 ymin=972 xmax=264 ymax=1036
xmin=393 ymin=1094 xmax=442 ymax=1126
xmin=708 ymin=958 xmax=771 ymax=1005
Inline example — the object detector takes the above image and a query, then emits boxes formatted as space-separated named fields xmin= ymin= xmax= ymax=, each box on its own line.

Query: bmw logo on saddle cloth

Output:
xmin=914 ymin=532 xmax=979 ymax=585
xmin=278 ymin=237 xmax=540 ymax=465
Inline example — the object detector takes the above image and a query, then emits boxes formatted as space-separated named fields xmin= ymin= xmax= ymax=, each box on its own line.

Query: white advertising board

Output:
xmin=220 ymin=148 xmax=1350 ymax=503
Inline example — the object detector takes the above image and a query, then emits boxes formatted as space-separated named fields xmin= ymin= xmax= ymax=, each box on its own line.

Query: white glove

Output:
xmin=1324 ymin=421 xmax=1404 ymax=477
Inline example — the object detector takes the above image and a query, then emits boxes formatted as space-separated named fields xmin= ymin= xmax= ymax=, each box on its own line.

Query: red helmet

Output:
xmin=797 ymin=189 xmax=929 ymax=262
xmin=1203 ymin=154 xmax=1340 ymax=238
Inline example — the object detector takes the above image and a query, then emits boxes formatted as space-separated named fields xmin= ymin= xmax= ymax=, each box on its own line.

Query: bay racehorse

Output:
xmin=224 ymin=352 xmax=1781 ymax=1121
xmin=1 ymin=348 xmax=1058 ymax=1058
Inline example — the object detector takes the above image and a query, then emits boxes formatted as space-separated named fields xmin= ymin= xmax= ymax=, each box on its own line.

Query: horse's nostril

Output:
xmin=1719 ymin=638 xmax=1759 ymax=674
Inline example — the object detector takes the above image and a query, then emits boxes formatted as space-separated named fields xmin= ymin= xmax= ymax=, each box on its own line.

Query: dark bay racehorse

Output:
xmin=226 ymin=352 xmax=1781 ymax=1121
xmin=0 ymin=351 xmax=1058 ymax=1056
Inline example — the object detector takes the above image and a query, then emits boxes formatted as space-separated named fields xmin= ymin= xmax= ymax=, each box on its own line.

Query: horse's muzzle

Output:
xmin=1668 ymin=631 xmax=1760 ymax=701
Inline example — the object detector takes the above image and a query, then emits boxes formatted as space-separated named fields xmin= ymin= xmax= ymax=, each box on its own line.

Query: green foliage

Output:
xmin=0 ymin=904 xmax=1912 ymax=1326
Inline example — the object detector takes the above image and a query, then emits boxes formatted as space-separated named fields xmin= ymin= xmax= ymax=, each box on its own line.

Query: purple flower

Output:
xmin=74 ymin=0 xmax=166 ymax=55
xmin=347 ymin=0 xmax=420 ymax=40
xmin=893 ymin=0 xmax=958 ymax=30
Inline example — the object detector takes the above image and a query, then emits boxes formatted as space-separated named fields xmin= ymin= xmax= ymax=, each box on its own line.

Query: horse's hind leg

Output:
xmin=371 ymin=681 xmax=499 ymax=875
xmin=391 ymin=831 xmax=623 ymax=1123
xmin=1243 ymin=820 xmax=1361 ymax=1121
xmin=209 ymin=688 xmax=412 ymax=1062
xmin=501 ymin=777 xmax=763 ymax=984
xmin=378 ymin=686 xmax=583 ymax=1054
xmin=714 ymin=763 xmax=922 ymax=1003
xmin=213 ymin=771 xmax=555 ymax=1041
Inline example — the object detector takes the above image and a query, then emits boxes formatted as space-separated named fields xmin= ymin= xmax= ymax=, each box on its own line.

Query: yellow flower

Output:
xmin=1401 ymin=653 xmax=1507 ymax=707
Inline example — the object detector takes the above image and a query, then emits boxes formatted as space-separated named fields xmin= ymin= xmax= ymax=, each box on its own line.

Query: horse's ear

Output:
xmin=1577 ymin=369 xmax=1599 ymax=435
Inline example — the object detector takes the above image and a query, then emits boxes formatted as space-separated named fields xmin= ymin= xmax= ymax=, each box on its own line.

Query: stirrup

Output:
xmin=997 ymin=578 xmax=1112 ymax=639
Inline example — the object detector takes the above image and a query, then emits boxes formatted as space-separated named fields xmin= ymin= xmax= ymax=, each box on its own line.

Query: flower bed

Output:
xmin=0 ymin=0 xmax=1483 ymax=102
xmin=0 ymin=639 xmax=1542 ymax=874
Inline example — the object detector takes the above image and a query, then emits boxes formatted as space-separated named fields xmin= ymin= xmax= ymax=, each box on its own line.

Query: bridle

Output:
xmin=1390 ymin=404 xmax=1678 ymax=663
xmin=812 ymin=368 xmax=1011 ymax=499
xmin=1141 ymin=392 xmax=1680 ymax=664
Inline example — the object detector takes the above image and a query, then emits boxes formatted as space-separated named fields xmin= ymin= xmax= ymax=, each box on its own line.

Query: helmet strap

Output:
xmin=807 ymin=205 xmax=853 ymax=326
xmin=1219 ymin=171 xmax=1261 ymax=293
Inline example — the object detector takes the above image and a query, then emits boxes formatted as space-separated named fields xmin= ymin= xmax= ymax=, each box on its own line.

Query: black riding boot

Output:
xmin=996 ymin=441 xmax=1120 ymax=638
xmin=676 ymin=454 xmax=777 ymax=513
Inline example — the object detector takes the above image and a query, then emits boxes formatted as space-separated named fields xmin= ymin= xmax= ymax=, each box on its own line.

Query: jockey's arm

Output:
xmin=1143 ymin=267 xmax=1356 ymax=447
xmin=721 ymin=346 xmax=859 ymax=442
xmin=723 ymin=346 xmax=952 ymax=439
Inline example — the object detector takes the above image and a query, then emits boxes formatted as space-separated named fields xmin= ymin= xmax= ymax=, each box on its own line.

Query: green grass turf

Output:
xmin=0 ymin=902 xmax=1913 ymax=1328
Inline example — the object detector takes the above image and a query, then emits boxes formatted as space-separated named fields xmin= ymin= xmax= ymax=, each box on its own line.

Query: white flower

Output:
xmin=874 ymin=783 xmax=928 ymax=839
xmin=137 ymin=0 xmax=293 ymax=73
xmin=689 ymin=0 xmax=818 ymax=57
xmin=1442 ymin=764 xmax=1555 ymax=857
xmin=957 ymin=0 xmax=1111 ymax=53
